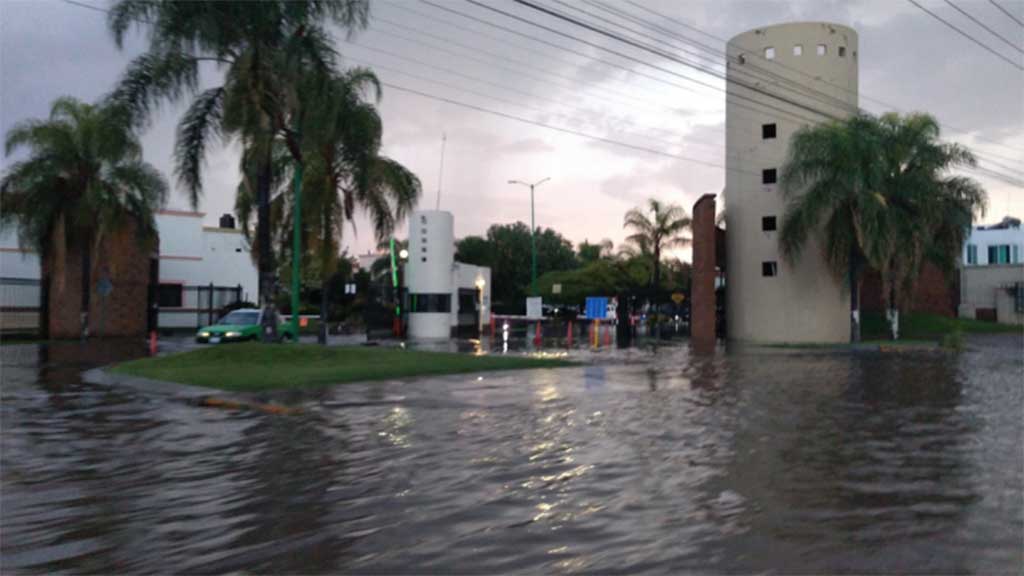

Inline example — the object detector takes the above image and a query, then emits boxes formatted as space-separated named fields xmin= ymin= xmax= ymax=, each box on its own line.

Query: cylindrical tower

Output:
xmin=724 ymin=22 xmax=858 ymax=343
xmin=406 ymin=210 xmax=455 ymax=339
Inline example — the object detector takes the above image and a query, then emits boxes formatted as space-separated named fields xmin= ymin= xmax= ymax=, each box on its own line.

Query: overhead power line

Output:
xmin=906 ymin=0 xmax=1024 ymax=70
xmin=989 ymin=0 xmax=1024 ymax=28
xmin=943 ymin=0 xmax=1024 ymax=54
xmin=380 ymin=81 xmax=747 ymax=172
xmin=621 ymin=0 xmax=1024 ymax=158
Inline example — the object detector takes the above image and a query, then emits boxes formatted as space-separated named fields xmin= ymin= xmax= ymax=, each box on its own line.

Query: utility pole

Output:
xmin=508 ymin=177 xmax=550 ymax=296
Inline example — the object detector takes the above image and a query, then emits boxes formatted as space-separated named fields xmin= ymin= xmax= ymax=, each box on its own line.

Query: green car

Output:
xmin=196 ymin=308 xmax=297 ymax=344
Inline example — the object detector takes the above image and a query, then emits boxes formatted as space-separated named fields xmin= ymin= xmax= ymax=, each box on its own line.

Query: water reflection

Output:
xmin=1 ymin=335 xmax=1021 ymax=573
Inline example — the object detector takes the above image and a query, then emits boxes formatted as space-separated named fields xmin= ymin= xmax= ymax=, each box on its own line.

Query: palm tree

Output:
xmin=237 ymin=69 xmax=421 ymax=343
xmin=623 ymin=199 xmax=692 ymax=317
xmin=872 ymin=113 xmax=985 ymax=338
xmin=105 ymin=0 xmax=370 ymax=341
xmin=780 ymin=112 xmax=984 ymax=341
xmin=1 ymin=97 xmax=168 ymax=337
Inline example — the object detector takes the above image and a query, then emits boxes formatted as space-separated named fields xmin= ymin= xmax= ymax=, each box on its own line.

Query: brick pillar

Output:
xmin=691 ymin=194 xmax=716 ymax=352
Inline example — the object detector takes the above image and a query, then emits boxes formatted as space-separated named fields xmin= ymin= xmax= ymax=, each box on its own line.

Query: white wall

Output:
xmin=0 ymin=228 xmax=40 ymax=280
xmin=963 ymin=226 xmax=1023 ymax=265
xmin=407 ymin=210 xmax=456 ymax=339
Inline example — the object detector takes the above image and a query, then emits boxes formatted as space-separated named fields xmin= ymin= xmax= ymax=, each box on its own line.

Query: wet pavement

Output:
xmin=1 ymin=333 xmax=1022 ymax=574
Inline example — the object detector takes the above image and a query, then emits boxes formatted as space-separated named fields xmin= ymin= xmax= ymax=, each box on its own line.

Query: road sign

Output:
xmin=96 ymin=277 xmax=113 ymax=297
xmin=585 ymin=297 xmax=608 ymax=319
xmin=671 ymin=292 xmax=685 ymax=304
xmin=552 ymin=283 xmax=562 ymax=294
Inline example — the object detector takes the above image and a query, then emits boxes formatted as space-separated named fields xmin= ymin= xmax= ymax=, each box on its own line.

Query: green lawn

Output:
xmin=862 ymin=312 xmax=1022 ymax=340
xmin=111 ymin=343 xmax=573 ymax=392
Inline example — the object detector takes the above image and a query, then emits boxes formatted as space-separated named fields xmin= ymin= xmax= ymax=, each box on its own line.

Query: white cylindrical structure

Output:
xmin=724 ymin=22 xmax=858 ymax=343
xmin=406 ymin=210 xmax=455 ymax=339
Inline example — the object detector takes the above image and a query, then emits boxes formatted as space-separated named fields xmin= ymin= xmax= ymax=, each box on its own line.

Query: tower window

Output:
xmin=793 ymin=44 xmax=803 ymax=56
xmin=817 ymin=44 xmax=827 ymax=56
xmin=762 ymin=123 xmax=777 ymax=139
xmin=762 ymin=168 xmax=778 ymax=185
xmin=764 ymin=46 xmax=775 ymax=60
xmin=762 ymin=216 xmax=777 ymax=231
xmin=762 ymin=261 xmax=778 ymax=277
xmin=838 ymin=46 xmax=846 ymax=57
xmin=737 ymin=53 xmax=746 ymax=65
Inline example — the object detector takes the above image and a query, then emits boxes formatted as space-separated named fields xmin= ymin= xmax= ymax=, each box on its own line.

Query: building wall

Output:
xmin=453 ymin=262 xmax=492 ymax=333
xmin=860 ymin=263 xmax=957 ymax=317
xmin=963 ymin=226 xmax=1023 ymax=265
xmin=724 ymin=22 xmax=858 ymax=343
xmin=959 ymin=264 xmax=1024 ymax=325
xmin=407 ymin=210 xmax=456 ymax=339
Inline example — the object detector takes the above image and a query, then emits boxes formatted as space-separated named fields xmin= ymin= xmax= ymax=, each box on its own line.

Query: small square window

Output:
xmin=762 ymin=216 xmax=777 ymax=231
xmin=421 ymin=236 xmax=427 ymax=244
xmin=762 ymin=261 xmax=778 ymax=277
xmin=793 ymin=44 xmax=803 ymax=56
xmin=764 ymin=46 xmax=775 ymax=60
xmin=421 ymin=228 xmax=427 ymax=234
xmin=762 ymin=168 xmax=777 ymax=185
xmin=838 ymin=46 xmax=846 ymax=57
xmin=762 ymin=123 xmax=777 ymax=139
xmin=817 ymin=44 xmax=827 ymax=56
xmin=420 ymin=216 xmax=426 ymax=224
xmin=737 ymin=53 xmax=746 ymax=65
xmin=422 ymin=247 xmax=427 ymax=253
xmin=421 ymin=257 xmax=427 ymax=263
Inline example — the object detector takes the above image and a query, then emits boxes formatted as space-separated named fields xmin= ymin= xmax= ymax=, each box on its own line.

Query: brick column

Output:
xmin=691 ymin=194 xmax=716 ymax=352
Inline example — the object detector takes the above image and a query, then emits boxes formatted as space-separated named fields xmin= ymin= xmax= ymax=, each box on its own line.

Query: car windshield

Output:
xmin=217 ymin=310 xmax=259 ymax=326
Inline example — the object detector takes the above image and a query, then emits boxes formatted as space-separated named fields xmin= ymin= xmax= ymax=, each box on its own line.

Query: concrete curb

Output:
xmin=82 ymin=367 xmax=302 ymax=414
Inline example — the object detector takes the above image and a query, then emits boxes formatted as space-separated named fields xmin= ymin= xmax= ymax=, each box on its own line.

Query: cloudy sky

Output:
xmin=2 ymin=0 xmax=1022 ymax=261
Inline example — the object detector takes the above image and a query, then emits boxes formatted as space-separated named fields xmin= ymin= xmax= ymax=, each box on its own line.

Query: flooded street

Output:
xmin=1 ymin=335 xmax=1022 ymax=574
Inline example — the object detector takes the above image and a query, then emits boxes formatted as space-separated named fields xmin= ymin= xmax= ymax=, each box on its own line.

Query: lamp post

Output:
xmin=508 ymin=177 xmax=550 ymax=296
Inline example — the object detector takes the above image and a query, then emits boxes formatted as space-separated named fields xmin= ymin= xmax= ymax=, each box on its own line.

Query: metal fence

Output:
xmin=0 ymin=277 xmax=41 ymax=335
xmin=158 ymin=283 xmax=244 ymax=330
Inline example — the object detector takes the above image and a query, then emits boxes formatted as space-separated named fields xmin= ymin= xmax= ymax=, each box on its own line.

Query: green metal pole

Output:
xmin=290 ymin=161 xmax=302 ymax=338
xmin=530 ymin=184 xmax=537 ymax=296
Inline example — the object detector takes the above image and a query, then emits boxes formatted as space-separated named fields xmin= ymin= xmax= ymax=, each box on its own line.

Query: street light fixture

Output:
xmin=508 ymin=177 xmax=550 ymax=297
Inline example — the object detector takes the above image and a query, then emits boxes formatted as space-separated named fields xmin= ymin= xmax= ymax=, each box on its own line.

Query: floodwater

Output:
xmin=1 ymin=334 xmax=1022 ymax=574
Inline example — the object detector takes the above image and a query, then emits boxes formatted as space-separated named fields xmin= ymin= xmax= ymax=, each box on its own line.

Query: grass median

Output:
xmin=111 ymin=343 xmax=573 ymax=392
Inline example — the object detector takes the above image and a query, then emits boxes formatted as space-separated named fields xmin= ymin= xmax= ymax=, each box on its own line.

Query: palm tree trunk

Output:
xmin=849 ymin=249 xmax=860 ymax=343
xmin=319 ymin=276 xmax=328 ymax=345
xmin=256 ymin=148 xmax=278 ymax=343
xmin=652 ymin=247 xmax=661 ymax=338
xmin=81 ymin=240 xmax=90 ymax=339
xmin=888 ymin=284 xmax=900 ymax=340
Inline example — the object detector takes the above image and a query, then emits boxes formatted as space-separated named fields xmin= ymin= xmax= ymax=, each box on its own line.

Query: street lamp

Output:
xmin=508 ymin=177 xmax=550 ymax=296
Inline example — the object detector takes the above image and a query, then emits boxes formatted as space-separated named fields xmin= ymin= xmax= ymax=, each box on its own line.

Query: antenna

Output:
xmin=436 ymin=132 xmax=447 ymax=210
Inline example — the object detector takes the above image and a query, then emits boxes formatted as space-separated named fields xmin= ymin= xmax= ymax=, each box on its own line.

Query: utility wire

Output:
xmin=621 ymin=0 xmax=1024 ymax=158
xmin=906 ymin=0 xmax=1024 ymax=70
xmin=989 ymin=0 xmax=1024 ymax=28
xmin=943 ymin=0 xmax=1024 ymax=54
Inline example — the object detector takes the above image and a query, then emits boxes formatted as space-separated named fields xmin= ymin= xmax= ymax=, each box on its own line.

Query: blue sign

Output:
xmin=585 ymin=297 xmax=608 ymax=319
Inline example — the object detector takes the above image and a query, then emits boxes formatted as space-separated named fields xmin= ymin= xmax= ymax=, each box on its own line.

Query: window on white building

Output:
xmin=966 ymin=244 xmax=978 ymax=265
xmin=764 ymin=46 xmax=775 ymax=59
xmin=817 ymin=44 xmax=827 ymax=56
xmin=158 ymin=284 xmax=183 ymax=307
xmin=762 ymin=168 xmax=777 ymax=185
xmin=762 ymin=261 xmax=778 ymax=277
xmin=988 ymin=244 xmax=1011 ymax=264
xmin=838 ymin=46 xmax=846 ymax=57
xmin=793 ymin=44 xmax=803 ymax=56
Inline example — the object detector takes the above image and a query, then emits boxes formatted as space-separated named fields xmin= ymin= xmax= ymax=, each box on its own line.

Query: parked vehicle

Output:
xmin=196 ymin=308 xmax=297 ymax=344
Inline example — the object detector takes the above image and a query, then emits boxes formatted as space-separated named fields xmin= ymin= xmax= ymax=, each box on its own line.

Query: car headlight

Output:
xmin=225 ymin=331 xmax=241 ymax=338
xmin=198 ymin=331 xmax=210 ymax=337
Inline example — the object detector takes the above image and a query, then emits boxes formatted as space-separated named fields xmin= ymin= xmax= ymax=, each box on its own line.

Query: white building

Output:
xmin=959 ymin=217 xmax=1024 ymax=324
xmin=725 ymin=22 xmax=858 ymax=343
xmin=963 ymin=217 xmax=1023 ymax=266
xmin=155 ymin=210 xmax=258 ymax=328
xmin=404 ymin=210 xmax=491 ymax=339
xmin=0 ymin=210 xmax=257 ymax=331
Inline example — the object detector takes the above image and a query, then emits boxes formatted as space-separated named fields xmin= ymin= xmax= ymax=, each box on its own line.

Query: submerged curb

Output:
xmin=82 ymin=368 xmax=301 ymax=415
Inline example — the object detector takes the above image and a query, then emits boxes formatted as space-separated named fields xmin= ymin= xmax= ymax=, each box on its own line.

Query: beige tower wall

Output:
xmin=724 ymin=22 xmax=858 ymax=343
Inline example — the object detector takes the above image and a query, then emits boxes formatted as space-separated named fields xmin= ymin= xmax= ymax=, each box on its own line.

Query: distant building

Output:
xmin=154 ymin=210 xmax=257 ymax=329
xmin=357 ymin=251 xmax=380 ymax=272
xmin=959 ymin=217 xmax=1024 ymax=324
xmin=405 ymin=210 xmax=491 ymax=339
xmin=725 ymin=22 xmax=858 ymax=343
xmin=0 ymin=210 xmax=257 ymax=333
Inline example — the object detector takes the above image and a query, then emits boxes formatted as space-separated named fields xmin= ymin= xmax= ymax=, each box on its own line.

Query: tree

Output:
xmin=1 ymin=97 xmax=168 ymax=336
xmin=105 ymin=0 xmax=370 ymax=341
xmin=240 ymin=68 xmax=421 ymax=343
xmin=780 ymin=112 xmax=984 ymax=341
xmin=622 ymin=199 xmax=691 ymax=310
xmin=578 ymin=238 xmax=614 ymax=265
xmin=455 ymin=223 xmax=577 ymax=311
